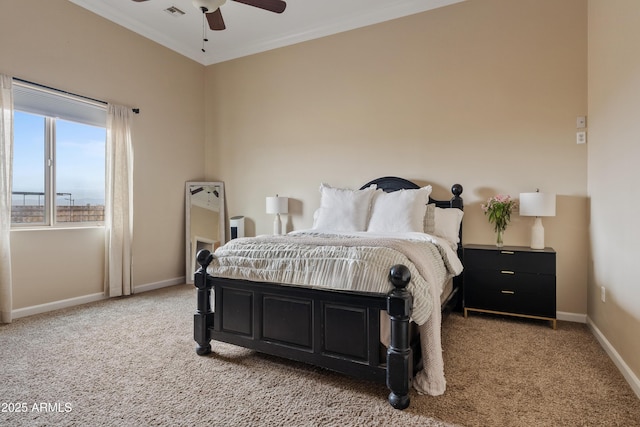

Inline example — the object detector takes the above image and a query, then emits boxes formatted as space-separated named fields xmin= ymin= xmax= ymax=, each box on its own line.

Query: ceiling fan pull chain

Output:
xmin=201 ymin=12 xmax=209 ymax=52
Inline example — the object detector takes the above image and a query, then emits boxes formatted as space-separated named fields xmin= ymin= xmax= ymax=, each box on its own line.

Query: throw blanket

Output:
xmin=207 ymin=232 xmax=462 ymax=395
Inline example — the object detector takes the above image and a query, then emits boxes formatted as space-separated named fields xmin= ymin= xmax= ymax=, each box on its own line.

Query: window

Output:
xmin=11 ymin=83 xmax=107 ymax=226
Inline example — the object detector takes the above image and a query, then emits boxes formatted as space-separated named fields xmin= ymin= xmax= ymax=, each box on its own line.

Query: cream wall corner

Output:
xmin=587 ymin=0 xmax=640 ymax=389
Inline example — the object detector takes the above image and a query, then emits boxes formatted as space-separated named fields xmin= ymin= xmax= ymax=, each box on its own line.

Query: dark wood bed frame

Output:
xmin=193 ymin=177 xmax=463 ymax=410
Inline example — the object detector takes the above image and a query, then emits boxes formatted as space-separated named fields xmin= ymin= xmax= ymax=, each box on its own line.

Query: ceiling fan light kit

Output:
xmin=193 ymin=0 xmax=227 ymax=13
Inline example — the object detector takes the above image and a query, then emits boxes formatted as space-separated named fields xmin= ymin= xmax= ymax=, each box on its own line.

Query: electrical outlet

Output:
xmin=601 ymin=286 xmax=606 ymax=302
xmin=577 ymin=131 xmax=587 ymax=144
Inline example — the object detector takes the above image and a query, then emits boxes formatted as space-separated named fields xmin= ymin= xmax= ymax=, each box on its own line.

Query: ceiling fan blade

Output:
xmin=206 ymin=8 xmax=226 ymax=31
xmin=131 ymin=0 xmax=149 ymax=2
xmin=232 ymin=0 xmax=286 ymax=14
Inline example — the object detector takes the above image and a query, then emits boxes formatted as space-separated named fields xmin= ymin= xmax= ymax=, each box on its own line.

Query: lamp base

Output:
xmin=273 ymin=214 xmax=282 ymax=235
xmin=530 ymin=217 xmax=545 ymax=249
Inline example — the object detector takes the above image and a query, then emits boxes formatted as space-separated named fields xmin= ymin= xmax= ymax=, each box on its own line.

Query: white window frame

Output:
xmin=11 ymin=82 xmax=107 ymax=228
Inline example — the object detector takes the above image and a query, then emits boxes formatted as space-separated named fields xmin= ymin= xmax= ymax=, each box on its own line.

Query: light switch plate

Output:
xmin=577 ymin=116 xmax=586 ymax=128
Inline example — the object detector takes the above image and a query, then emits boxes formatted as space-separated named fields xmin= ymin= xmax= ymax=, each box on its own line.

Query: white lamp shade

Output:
xmin=266 ymin=196 xmax=288 ymax=214
xmin=519 ymin=192 xmax=556 ymax=217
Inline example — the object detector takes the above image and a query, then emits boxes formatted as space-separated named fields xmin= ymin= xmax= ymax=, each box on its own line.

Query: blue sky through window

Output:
xmin=56 ymin=118 xmax=106 ymax=205
xmin=12 ymin=111 xmax=106 ymax=207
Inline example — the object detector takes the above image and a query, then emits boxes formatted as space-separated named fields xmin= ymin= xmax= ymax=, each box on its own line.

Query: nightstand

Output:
xmin=463 ymin=244 xmax=556 ymax=329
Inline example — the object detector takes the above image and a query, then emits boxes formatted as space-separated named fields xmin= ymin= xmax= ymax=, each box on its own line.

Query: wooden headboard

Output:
xmin=360 ymin=176 xmax=463 ymax=209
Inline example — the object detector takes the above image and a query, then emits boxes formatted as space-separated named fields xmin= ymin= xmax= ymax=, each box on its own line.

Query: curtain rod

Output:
xmin=13 ymin=77 xmax=140 ymax=114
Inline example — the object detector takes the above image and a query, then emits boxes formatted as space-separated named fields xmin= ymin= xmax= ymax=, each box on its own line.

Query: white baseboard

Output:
xmin=12 ymin=292 xmax=107 ymax=319
xmin=12 ymin=276 xmax=186 ymax=320
xmin=557 ymin=311 xmax=587 ymax=323
xmin=587 ymin=317 xmax=640 ymax=399
xmin=133 ymin=276 xmax=185 ymax=293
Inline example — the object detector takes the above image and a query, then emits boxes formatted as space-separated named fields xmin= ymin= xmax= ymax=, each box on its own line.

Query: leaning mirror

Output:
xmin=185 ymin=182 xmax=225 ymax=284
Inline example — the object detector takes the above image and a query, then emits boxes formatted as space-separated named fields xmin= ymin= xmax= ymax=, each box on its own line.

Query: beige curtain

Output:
xmin=0 ymin=74 xmax=13 ymax=323
xmin=105 ymin=104 xmax=134 ymax=297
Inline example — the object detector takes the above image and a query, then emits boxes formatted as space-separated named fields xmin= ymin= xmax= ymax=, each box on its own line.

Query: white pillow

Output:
xmin=433 ymin=207 xmax=464 ymax=247
xmin=312 ymin=183 xmax=377 ymax=232
xmin=367 ymin=186 xmax=432 ymax=233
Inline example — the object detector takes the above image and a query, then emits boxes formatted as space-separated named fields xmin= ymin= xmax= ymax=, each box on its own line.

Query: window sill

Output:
xmin=11 ymin=224 xmax=105 ymax=232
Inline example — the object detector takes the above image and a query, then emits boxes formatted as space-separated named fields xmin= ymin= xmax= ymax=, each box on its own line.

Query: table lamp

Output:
xmin=266 ymin=195 xmax=288 ymax=235
xmin=519 ymin=190 xmax=556 ymax=250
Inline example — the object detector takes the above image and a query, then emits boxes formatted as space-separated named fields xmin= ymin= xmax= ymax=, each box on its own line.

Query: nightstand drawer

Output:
xmin=464 ymin=270 xmax=556 ymax=318
xmin=464 ymin=248 xmax=555 ymax=275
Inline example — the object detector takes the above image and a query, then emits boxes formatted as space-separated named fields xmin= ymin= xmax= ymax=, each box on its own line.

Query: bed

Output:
xmin=193 ymin=176 xmax=464 ymax=409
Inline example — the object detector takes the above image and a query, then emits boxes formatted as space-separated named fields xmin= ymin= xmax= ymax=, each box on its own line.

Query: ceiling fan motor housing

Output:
xmin=193 ymin=0 xmax=226 ymax=13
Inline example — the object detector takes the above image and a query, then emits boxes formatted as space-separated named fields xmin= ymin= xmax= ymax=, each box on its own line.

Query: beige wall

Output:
xmin=588 ymin=0 xmax=640 ymax=383
xmin=2 ymin=0 xmax=205 ymax=308
xmin=10 ymin=228 xmax=105 ymax=307
xmin=206 ymin=0 xmax=589 ymax=315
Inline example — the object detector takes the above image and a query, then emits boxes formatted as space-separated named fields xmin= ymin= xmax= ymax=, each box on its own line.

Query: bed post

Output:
xmin=450 ymin=184 xmax=464 ymax=311
xmin=194 ymin=249 xmax=214 ymax=356
xmin=386 ymin=264 xmax=413 ymax=410
xmin=450 ymin=183 xmax=463 ymax=209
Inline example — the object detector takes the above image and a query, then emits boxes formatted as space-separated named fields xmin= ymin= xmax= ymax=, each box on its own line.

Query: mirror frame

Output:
xmin=185 ymin=181 xmax=225 ymax=284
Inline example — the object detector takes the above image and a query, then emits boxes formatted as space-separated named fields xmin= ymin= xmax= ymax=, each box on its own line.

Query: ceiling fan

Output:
xmin=132 ymin=0 xmax=286 ymax=31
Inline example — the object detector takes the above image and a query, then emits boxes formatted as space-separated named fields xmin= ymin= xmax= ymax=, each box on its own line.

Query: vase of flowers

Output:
xmin=482 ymin=194 xmax=517 ymax=247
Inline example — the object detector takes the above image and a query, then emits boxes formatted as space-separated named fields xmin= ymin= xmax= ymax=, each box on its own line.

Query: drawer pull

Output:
xmin=500 ymin=251 xmax=515 ymax=255
xmin=501 ymin=290 xmax=515 ymax=295
xmin=500 ymin=270 xmax=515 ymax=275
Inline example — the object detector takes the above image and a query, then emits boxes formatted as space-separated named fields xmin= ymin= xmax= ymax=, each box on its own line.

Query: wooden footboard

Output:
xmin=193 ymin=249 xmax=414 ymax=410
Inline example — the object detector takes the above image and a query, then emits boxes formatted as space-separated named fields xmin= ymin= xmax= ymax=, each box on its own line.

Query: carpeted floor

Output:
xmin=1 ymin=284 xmax=638 ymax=426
